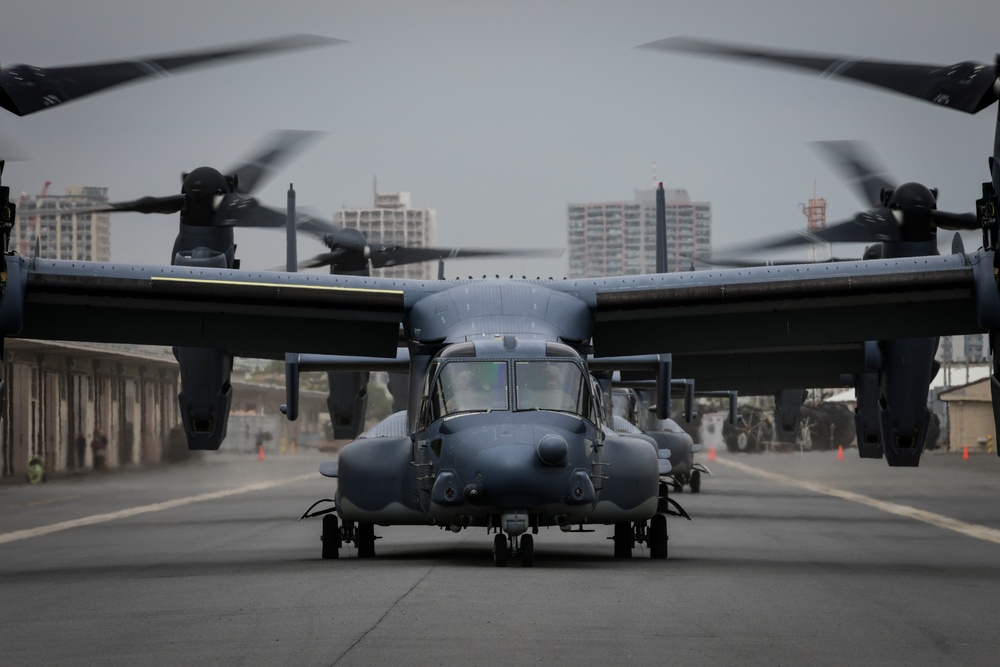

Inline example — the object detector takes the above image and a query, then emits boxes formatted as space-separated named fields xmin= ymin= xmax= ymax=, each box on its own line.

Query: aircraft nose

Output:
xmin=536 ymin=433 xmax=568 ymax=466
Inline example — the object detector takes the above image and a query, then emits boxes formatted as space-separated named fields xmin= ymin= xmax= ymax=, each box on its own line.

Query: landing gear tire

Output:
xmin=690 ymin=469 xmax=702 ymax=493
xmin=649 ymin=514 xmax=668 ymax=559
xmin=657 ymin=481 xmax=671 ymax=513
xmin=613 ymin=522 xmax=633 ymax=559
xmin=493 ymin=533 xmax=508 ymax=567
xmin=357 ymin=522 xmax=376 ymax=559
xmin=321 ymin=514 xmax=341 ymax=560
xmin=520 ymin=534 xmax=534 ymax=568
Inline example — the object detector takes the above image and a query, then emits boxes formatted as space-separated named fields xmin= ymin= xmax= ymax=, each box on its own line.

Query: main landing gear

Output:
xmin=612 ymin=489 xmax=691 ymax=559
xmin=321 ymin=517 xmax=377 ymax=559
xmin=612 ymin=515 xmax=669 ymax=559
xmin=301 ymin=500 xmax=378 ymax=560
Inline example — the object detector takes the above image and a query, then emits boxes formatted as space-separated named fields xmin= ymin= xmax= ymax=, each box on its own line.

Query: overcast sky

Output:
xmin=2 ymin=0 xmax=999 ymax=277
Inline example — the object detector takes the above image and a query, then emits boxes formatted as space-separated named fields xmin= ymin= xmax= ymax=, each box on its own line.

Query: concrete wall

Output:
xmin=1 ymin=341 xmax=181 ymax=479
xmin=1 ymin=341 xmax=331 ymax=480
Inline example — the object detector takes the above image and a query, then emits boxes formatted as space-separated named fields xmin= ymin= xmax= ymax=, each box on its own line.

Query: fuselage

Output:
xmin=334 ymin=337 xmax=660 ymax=533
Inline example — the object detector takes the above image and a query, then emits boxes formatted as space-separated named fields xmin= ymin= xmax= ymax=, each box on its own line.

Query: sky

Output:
xmin=2 ymin=0 xmax=999 ymax=278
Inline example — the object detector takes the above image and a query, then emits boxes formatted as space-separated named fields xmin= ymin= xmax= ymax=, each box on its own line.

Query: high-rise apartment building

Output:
xmin=13 ymin=186 xmax=111 ymax=261
xmin=335 ymin=192 xmax=436 ymax=279
xmin=567 ymin=188 xmax=711 ymax=278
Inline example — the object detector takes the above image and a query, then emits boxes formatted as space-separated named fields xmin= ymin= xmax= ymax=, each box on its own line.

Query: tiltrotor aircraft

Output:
xmin=4 ymin=36 xmax=1000 ymax=563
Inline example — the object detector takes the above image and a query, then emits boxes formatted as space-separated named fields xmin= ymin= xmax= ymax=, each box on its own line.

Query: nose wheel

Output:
xmin=492 ymin=532 xmax=535 ymax=567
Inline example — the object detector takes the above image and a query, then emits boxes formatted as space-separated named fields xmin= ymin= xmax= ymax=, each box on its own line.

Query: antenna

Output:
xmin=286 ymin=183 xmax=297 ymax=272
xmin=655 ymin=182 xmax=667 ymax=273
xmin=652 ymin=160 xmax=658 ymax=188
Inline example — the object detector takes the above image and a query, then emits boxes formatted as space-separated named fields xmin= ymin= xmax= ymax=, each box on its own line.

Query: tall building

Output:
xmin=13 ymin=186 xmax=111 ymax=261
xmin=567 ymin=188 xmax=711 ymax=278
xmin=335 ymin=191 xmax=437 ymax=279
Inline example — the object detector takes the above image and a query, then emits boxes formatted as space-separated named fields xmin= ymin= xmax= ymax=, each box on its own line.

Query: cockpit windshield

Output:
xmin=426 ymin=361 xmax=509 ymax=419
xmin=514 ymin=361 xmax=588 ymax=415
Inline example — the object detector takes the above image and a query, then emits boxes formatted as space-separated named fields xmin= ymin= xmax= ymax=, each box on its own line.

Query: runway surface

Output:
xmin=2 ymin=446 xmax=1000 ymax=666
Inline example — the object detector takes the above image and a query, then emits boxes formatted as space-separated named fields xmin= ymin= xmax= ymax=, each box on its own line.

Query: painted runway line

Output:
xmin=0 ymin=473 xmax=315 ymax=545
xmin=716 ymin=457 xmax=1000 ymax=545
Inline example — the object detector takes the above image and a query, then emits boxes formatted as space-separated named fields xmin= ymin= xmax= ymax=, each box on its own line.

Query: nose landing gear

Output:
xmin=492 ymin=531 xmax=535 ymax=567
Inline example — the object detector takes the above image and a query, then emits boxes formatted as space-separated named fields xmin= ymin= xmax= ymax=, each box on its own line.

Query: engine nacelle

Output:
xmin=853 ymin=372 xmax=884 ymax=459
xmin=774 ymin=389 xmax=807 ymax=444
xmin=878 ymin=337 xmax=939 ymax=467
xmin=327 ymin=371 xmax=369 ymax=440
xmin=174 ymin=347 xmax=233 ymax=450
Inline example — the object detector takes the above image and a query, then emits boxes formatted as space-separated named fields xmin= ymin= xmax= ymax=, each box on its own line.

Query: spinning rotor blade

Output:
xmin=811 ymin=140 xmax=979 ymax=234
xmin=689 ymin=255 xmax=852 ymax=268
xmin=640 ymin=36 xmax=1000 ymax=114
xmin=227 ymin=130 xmax=325 ymax=195
xmin=750 ymin=209 xmax=903 ymax=250
xmin=369 ymin=245 xmax=564 ymax=269
xmin=296 ymin=221 xmax=565 ymax=272
xmin=223 ymin=201 xmax=339 ymax=231
xmin=82 ymin=131 xmax=331 ymax=227
xmin=932 ymin=210 xmax=978 ymax=230
xmin=810 ymin=140 xmax=895 ymax=210
xmin=78 ymin=193 xmax=185 ymax=215
xmin=0 ymin=34 xmax=344 ymax=117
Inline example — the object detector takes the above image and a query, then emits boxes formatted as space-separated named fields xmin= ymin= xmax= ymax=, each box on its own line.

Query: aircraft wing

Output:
xmin=560 ymin=252 xmax=987 ymax=360
xmin=6 ymin=257 xmax=429 ymax=358
xmin=669 ymin=345 xmax=865 ymax=395
xmin=590 ymin=346 xmax=866 ymax=395
xmin=3 ymin=252 xmax=992 ymax=388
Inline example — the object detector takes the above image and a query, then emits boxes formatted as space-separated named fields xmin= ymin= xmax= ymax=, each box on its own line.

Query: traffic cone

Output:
xmin=963 ymin=445 xmax=969 ymax=461
xmin=837 ymin=445 xmax=844 ymax=461
xmin=708 ymin=447 xmax=716 ymax=461
xmin=258 ymin=445 xmax=266 ymax=461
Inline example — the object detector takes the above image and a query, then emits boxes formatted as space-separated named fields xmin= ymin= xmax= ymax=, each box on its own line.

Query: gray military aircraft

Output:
xmin=3 ymin=37 xmax=1000 ymax=564
xmin=608 ymin=384 xmax=714 ymax=493
xmin=3 ymin=167 xmax=993 ymax=564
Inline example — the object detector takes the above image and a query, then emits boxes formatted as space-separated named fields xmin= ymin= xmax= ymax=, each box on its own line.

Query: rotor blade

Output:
xmin=810 ymin=140 xmax=896 ymax=209
xmin=290 ymin=208 xmax=339 ymax=236
xmin=369 ymin=246 xmax=564 ymax=269
xmin=749 ymin=210 xmax=902 ymax=250
xmin=227 ymin=130 xmax=326 ymax=195
xmin=74 ymin=194 xmax=185 ymax=215
xmin=298 ymin=249 xmax=369 ymax=273
xmin=0 ymin=34 xmax=345 ymax=117
xmin=931 ymin=210 xmax=979 ymax=231
xmin=300 ymin=251 xmax=340 ymax=269
xmin=689 ymin=255 xmax=850 ymax=268
xmin=640 ymin=36 xmax=1000 ymax=114
xmin=218 ymin=198 xmax=339 ymax=230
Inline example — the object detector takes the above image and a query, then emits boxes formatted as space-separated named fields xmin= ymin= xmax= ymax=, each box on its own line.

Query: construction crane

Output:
xmin=799 ymin=181 xmax=827 ymax=262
